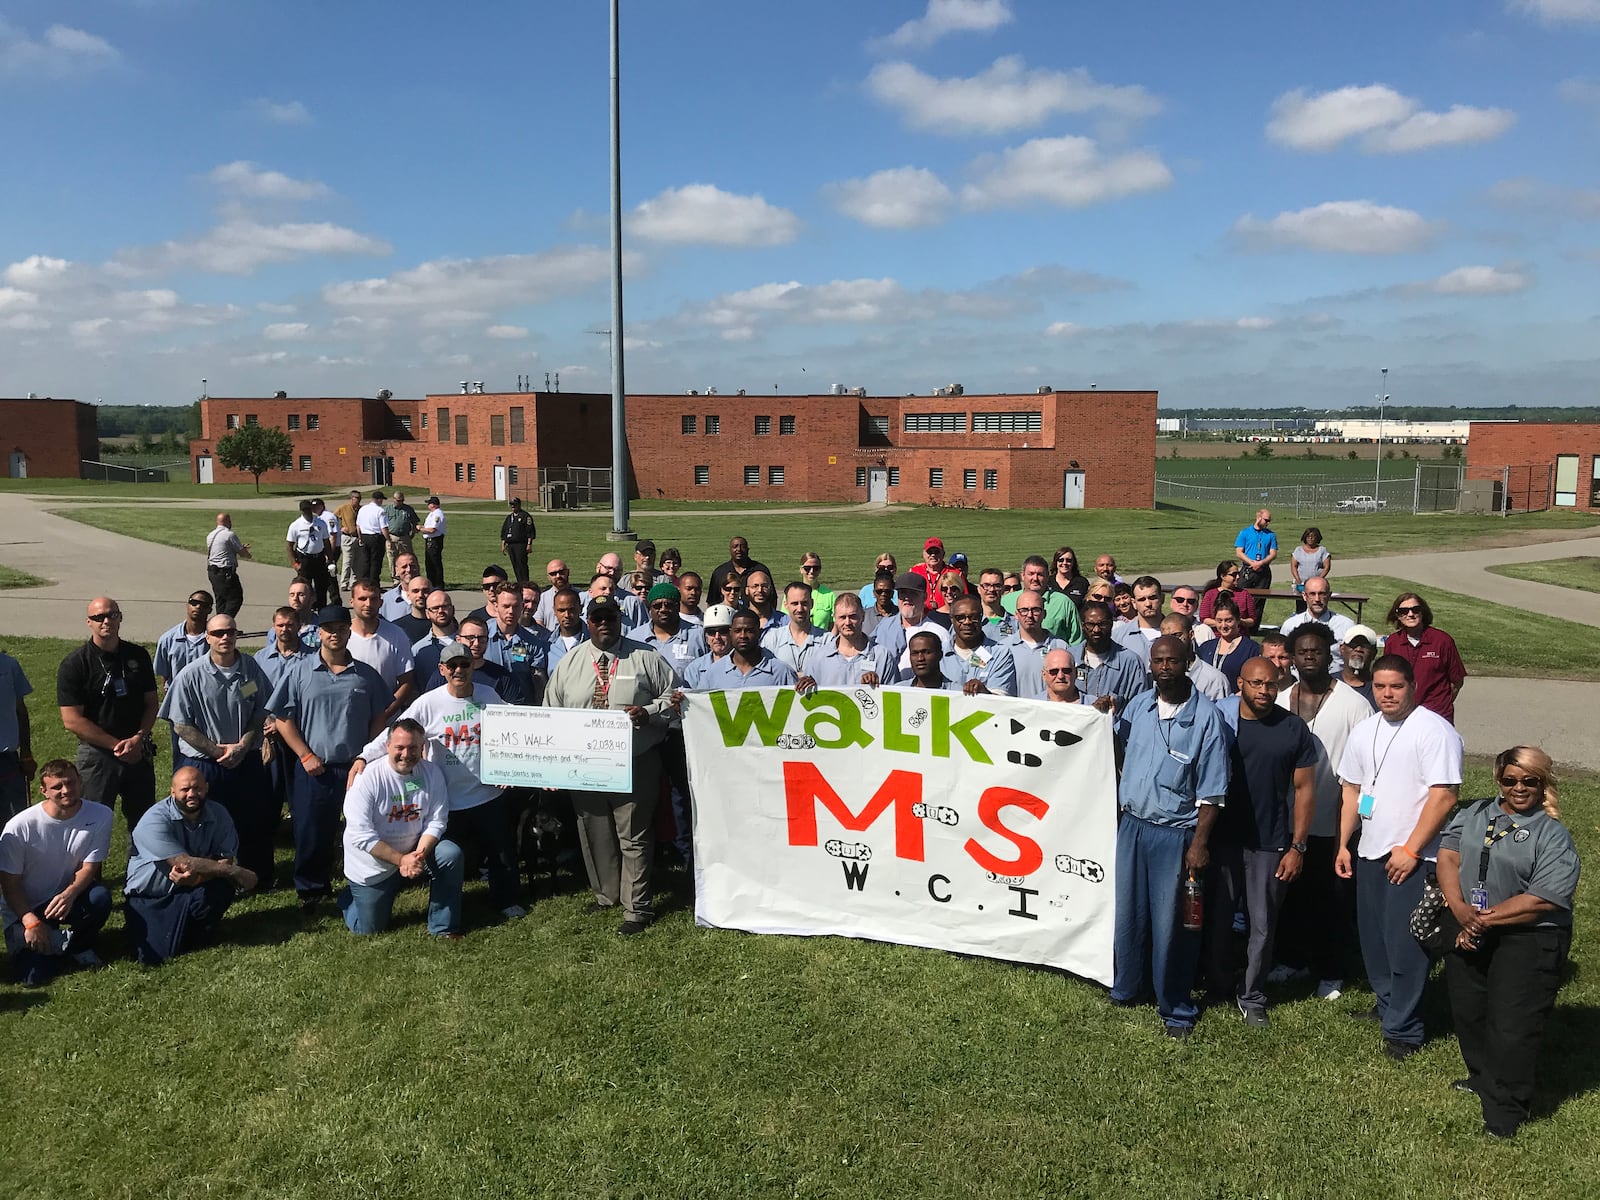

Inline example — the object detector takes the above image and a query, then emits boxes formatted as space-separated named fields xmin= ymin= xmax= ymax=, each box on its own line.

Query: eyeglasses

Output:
xmin=1501 ymin=775 xmax=1544 ymax=790
xmin=206 ymin=629 xmax=238 ymax=638
xmin=1044 ymin=667 xmax=1074 ymax=676
xmin=88 ymin=611 xmax=122 ymax=622
xmin=1171 ymin=595 xmax=1197 ymax=606
xmin=457 ymin=634 xmax=487 ymax=645
xmin=481 ymin=581 xmax=499 ymax=590
xmin=939 ymin=585 xmax=962 ymax=595
xmin=801 ymin=563 xmax=821 ymax=572
xmin=1396 ymin=605 xmax=1423 ymax=616
xmin=1055 ymin=557 xmax=1075 ymax=565
xmin=1016 ymin=606 xmax=1044 ymax=615
xmin=188 ymin=598 xmax=211 ymax=607
xmin=426 ymin=604 xmax=452 ymax=612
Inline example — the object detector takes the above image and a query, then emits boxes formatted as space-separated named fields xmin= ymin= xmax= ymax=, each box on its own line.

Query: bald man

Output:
xmin=205 ymin=513 xmax=251 ymax=617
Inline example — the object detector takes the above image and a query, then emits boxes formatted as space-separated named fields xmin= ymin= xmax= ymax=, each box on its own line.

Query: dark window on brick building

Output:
xmin=705 ymin=415 xmax=720 ymax=435
xmin=755 ymin=415 xmax=771 ymax=436
xmin=287 ymin=414 xmax=300 ymax=431
xmin=868 ymin=415 xmax=889 ymax=436
xmin=409 ymin=457 xmax=417 ymax=474
xmin=984 ymin=469 xmax=998 ymax=491
xmin=245 ymin=414 xmax=258 ymax=427
xmin=743 ymin=465 xmax=759 ymax=486
xmin=299 ymin=455 xmax=312 ymax=471
xmin=225 ymin=414 xmax=238 ymax=429
xmin=510 ymin=408 xmax=525 ymax=443
xmin=682 ymin=415 xmax=697 ymax=435
xmin=508 ymin=466 xmax=519 ymax=485
xmin=779 ymin=415 xmax=795 ymax=435
xmin=694 ymin=465 xmax=709 ymax=485
xmin=455 ymin=414 xmax=468 ymax=446
xmin=855 ymin=468 xmax=867 ymax=486
xmin=454 ymin=463 xmax=463 ymax=482
xmin=437 ymin=408 xmax=449 ymax=442
xmin=905 ymin=413 xmax=963 ymax=433
xmin=467 ymin=463 xmax=477 ymax=482
xmin=887 ymin=467 xmax=900 ymax=486
xmin=490 ymin=414 xmax=506 ymax=446
xmin=963 ymin=469 xmax=977 ymax=490
xmin=929 ymin=467 xmax=944 ymax=488
xmin=768 ymin=466 xmax=784 ymax=485
xmin=307 ymin=413 xmax=319 ymax=430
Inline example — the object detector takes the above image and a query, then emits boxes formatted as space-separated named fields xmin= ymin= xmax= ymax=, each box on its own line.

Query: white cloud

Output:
xmin=1510 ymin=0 xmax=1600 ymax=25
xmin=114 ymin=220 xmax=391 ymax=276
xmin=868 ymin=56 xmax=1160 ymax=135
xmin=207 ymin=161 xmax=330 ymax=201
xmin=1232 ymin=200 xmax=1436 ymax=254
xmin=257 ymin=302 xmax=297 ymax=314
xmin=824 ymin=167 xmax=953 ymax=229
xmin=263 ymin=322 xmax=311 ymax=340
xmin=1044 ymin=321 xmax=1081 ymax=337
xmin=0 ymin=313 xmax=49 ymax=331
xmin=1557 ymin=77 xmax=1600 ymax=105
xmin=1402 ymin=265 xmax=1532 ymax=296
xmin=960 ymin=136 xmax=1172 ymax=210
xmin=1363 ymin=105 xmax=1515 ymax=153
xmin=322 ymin=245 xmax=618 ymax=313
xmin=870 ymin=0 xmax=1013 ymax=51
xmin=0 ymin=287 xmax=38 ymax=312
xmin=485 ymin=324 xmax=529 ymax=340
xmin=232 ymin=350 xmax=290 ymax=365
xmin=251 ymin=98 xmax=313 ymax=125
xmin=628 ymin=184 xmax=799 ymax=247
xmin=71 ymin=317 xmax=112 ymax=340
xmin=1267 ymin=84 xmax=1513 ymax=153
xmin=0 ymin=21 xmax=119 ymax=78
xmin=2 ymin=255 xmax=74 ymax=289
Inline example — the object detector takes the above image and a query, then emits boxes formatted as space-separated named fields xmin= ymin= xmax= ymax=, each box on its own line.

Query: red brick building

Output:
xmin=1467 ymin=421 xmax=1600 ymax=512
xmin=191 ymin=388 xmax=1157 ymax=510
xmin=1 ymin=396 xmax=98 ymax=479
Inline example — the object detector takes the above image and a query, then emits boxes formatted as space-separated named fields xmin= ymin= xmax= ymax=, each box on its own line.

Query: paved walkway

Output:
xmin=2 ymin=492 xmax=1597 ymax=769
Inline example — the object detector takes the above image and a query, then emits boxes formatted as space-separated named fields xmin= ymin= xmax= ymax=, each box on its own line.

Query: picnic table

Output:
xmin=1246 ymin=588 xmax=1370 ymax=626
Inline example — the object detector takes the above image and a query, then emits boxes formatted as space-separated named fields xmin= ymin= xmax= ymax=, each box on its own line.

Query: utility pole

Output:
xmin=1374 ymin=367 xmax=1389 ymax=501
xmin=606 ymin=0 xmax=633 ymax=541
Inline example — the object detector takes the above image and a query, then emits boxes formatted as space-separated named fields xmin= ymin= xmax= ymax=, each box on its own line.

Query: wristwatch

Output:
xmin=1291 ymin=841 xmax=1309 ymax=854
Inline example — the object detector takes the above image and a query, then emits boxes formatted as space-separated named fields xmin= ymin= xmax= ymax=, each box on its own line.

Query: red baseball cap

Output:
xmin=924 ymin=537 xmax=944 ymax=551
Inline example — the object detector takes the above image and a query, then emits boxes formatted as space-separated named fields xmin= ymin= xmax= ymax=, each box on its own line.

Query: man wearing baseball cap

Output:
xmin=1339 ymin=625 xmax=1379 ymax=703
xmin=870 ymin=571 xmax=953 ymax=668
xmin=909 ymin=537 xmax=948 ymax=606
xmin=544 ymin=594 xmax=677 ymax=935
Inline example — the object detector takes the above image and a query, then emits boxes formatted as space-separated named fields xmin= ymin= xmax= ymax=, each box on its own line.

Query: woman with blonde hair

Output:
xmin=1436 ymin=746 xmax=1579 ymax=1138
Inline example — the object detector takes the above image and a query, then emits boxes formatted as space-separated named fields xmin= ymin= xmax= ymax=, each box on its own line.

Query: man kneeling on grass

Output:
xmin=125 ymin=766 xmax=257 ymax=966
xmin=338 ymin=719 xmax=463 ymax=939
xmin=0 ymin=760 xmax=113 ymax=987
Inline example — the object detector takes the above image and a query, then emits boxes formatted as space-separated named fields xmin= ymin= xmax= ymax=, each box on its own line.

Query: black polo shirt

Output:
xmin=57 ymin=639 xmax=157 ymax=739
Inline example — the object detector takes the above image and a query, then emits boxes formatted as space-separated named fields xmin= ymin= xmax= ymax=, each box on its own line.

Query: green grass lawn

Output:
xmin=1 ymin=629 xmax=1597 ymax=1198
xmin=1278 ymin=574 xmax=1600 ymax=681
xmin=0 ymin=477 xmax=312 ymax=499
xmin=0 ymin=564 xmax=49 ymax=588
xmin=1156 ymin=453 xmax=1457 ymax=481
xmin=50 ymin=501 xmax=1600 ymax=595
xmin=1487 ymin=556 xmax=1600 ymax=596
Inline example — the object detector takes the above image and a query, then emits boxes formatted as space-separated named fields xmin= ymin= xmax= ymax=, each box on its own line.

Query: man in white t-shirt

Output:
xmin=0 ymin=760 xmax=114 ymax=986
xmin=421 ymin=496 xmax=446 ymax=589
xmin=338 ymin=720 xmax=461 ymax=937
xmin=353 ymin=490 xmax=389 ymax=585
xmin=1272 ymin=622 xmax=1374 ymax=1000
xmin=346 ymin=578 xmax=416 ymax=720
xmin=351 ymin=644 xmax=523 ymax=923
xmin=1279 ymin=578 xmax=1355 ymax=675
xmin=1336 ymin=653 xmax=1462 ymax=1060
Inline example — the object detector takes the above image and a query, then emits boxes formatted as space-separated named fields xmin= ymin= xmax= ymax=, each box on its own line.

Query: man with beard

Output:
xmin=1109 ymin=636 xmax=1230 ymax=1039
xmin=1075 ymin=602 xmax=1149 ymax=717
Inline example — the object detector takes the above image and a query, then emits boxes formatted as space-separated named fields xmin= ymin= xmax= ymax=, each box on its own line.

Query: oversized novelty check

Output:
xmin=480 ymin=705 xmax=634 ymax=792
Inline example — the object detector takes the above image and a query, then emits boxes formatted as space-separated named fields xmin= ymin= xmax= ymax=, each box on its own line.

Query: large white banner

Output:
xmin=681 ymin=686 xmax=1118 ymax=984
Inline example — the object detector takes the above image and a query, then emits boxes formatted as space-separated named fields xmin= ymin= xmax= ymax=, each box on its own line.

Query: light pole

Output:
xmin=1374 ymin=367 xmax=1388 ymax=501
xmin=606 ymin=0 xmax=632 ymax=540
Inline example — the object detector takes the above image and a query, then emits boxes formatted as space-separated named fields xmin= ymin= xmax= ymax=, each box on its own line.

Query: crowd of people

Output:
xmin=0 ymin=501 xmax=1579 ymax=1138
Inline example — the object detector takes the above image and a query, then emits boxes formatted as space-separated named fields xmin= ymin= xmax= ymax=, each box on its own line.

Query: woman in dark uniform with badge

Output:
xmin=1436 ymin=746 xmax=1580 ymax=1139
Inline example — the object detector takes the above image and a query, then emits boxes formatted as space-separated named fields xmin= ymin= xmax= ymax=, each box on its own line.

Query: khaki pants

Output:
xmin=386 ymin=534 xmax=414 ymax=581
xmin=572 ymin=749 xmax=661 ymax=921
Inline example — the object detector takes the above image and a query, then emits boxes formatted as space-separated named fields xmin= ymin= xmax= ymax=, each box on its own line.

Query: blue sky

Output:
xmin=2 ymin=0 xmax=1598 ymax=409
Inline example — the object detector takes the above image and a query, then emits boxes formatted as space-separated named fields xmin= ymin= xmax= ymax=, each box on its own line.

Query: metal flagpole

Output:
xmin=607 ymin=0 xmax=633 ymax=540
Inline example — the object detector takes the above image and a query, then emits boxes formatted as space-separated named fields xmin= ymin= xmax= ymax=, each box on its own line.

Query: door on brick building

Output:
xmin=868 ymin=468 xmax=888 ymax=502
xmin=493 ymin=465 xmax=507 ymax=501
xmin=195 ymin=455 xmax=212 ymax=484
xmin=371 ymin=457 xmax=393 ymax=486
xmin=1062 ymin=470 xmax=1085 ymax=509
xmin=8 ymin=450 xmax=26 ymax=479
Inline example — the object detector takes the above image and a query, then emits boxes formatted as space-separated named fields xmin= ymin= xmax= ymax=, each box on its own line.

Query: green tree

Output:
xmin=1253 ymin=442 xmax=1275 ymax=459
xmin=215 ymin=424 xmax=294 ymax=492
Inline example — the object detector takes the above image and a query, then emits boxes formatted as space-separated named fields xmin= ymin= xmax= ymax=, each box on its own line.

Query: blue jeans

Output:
xmin=1356 ymin=854 xmax=1430 ymax=1046
xmin=338 ymin=840 xmax=463 ymax=936
xmin=180 ymin=753 xmax=276 ymax=890
xmin=1111 ymin=814 xmax=1202 ymax=1029
xmin=289 ymin=759 xmax=349 ymax=900
xmin=3 ymin=885 xmax=113 ymax=987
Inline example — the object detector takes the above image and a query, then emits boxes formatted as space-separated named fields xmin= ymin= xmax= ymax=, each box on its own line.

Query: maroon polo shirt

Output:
xmin=1383 ymin=626 xmax=1466 ymax=723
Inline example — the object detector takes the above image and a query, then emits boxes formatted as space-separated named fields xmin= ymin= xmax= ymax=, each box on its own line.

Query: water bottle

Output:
xmin=1180 ymin=872 xmax=1204 ymax=932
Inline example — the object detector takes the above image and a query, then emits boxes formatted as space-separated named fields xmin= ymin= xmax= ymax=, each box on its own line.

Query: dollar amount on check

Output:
xmin=480 ymin=705 xmax=634 ymax=793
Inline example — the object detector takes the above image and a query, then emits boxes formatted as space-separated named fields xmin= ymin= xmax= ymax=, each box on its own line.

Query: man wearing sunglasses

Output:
xmin=465 ymin=564 xmax=510 ymax=628
xmin=155 ymin=592 xmax=214 ymax=698
xmin=157 ymin=615 xmax=275 ymax=890
xmin=57 ymin=598 xmax=159 ymax=844
xmin=534 ymin=560 xmax=571 ymax=630
xmin=860 ymin=570 xmax=898 ymax=639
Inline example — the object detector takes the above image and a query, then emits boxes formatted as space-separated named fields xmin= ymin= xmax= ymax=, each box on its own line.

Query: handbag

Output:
xmin=1235 ymin=564 xmax=1266 ymax=590
xmin=1409 ymin=870 xmax=1460 ymax=955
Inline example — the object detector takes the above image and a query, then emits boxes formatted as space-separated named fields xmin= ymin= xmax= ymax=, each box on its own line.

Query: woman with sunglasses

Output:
xmin=1436 ymin=747 xmax=1579 ymax=1139
xmin=718 ymin=574 xmax=746 ymax=610
xmin=855 ymin=553 xmax=898 ymax=606
xmin=1382 ymin=592 xmax=1466 ymax=724
xmin=1200 ymin=560 xmax=1260 ymax=634
xmin=933 ymin=567 xmax=969 ymax=613
xmin=1049 ymin=547 xmax=1089 ymax=608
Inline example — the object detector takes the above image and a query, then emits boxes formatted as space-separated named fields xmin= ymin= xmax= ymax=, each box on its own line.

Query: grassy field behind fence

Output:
xmin=0 ymin=629 xmax=1596 ymax=1198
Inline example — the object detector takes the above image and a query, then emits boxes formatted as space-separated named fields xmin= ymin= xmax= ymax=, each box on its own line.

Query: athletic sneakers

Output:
xmin=1315 ymin=979 xmax=1344 ymax=1001
xmin=1237 ymin=997 xmax=1270 ymax=1028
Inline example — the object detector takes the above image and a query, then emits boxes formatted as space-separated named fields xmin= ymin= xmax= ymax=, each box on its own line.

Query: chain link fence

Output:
xmin=1155 ymin=464 xmax=1461 ymax=517
xmin=1461 ymin=464 xmax=1554 ymax=515
xmin=80 ymin=458 xmax=186 ymax=483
